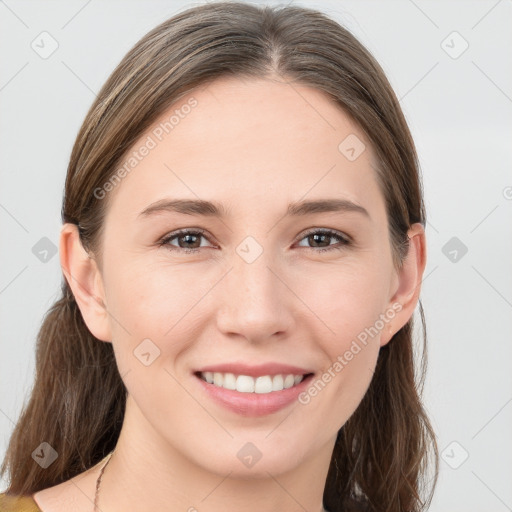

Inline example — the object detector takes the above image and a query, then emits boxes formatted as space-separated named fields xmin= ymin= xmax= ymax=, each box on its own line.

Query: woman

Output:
xmin=0 ymin=2 xmax=438 ymax=511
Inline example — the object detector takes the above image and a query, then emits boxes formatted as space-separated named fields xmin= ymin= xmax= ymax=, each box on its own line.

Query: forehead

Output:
xmin=105 ymin=76 xmax=384 ymax=223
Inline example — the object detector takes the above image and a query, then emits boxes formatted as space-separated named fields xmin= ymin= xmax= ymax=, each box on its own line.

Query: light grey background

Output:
xmin=1 ymin=1 xmax=511 ymax=510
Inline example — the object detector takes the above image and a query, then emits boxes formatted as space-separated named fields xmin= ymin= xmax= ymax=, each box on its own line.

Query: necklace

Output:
xmin=92 ymin=451 xmax=330 ymax=512
xmin=93 ymin=451 xmax=114 ymax=511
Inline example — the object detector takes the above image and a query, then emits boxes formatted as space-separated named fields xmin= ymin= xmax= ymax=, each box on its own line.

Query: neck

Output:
xmin=98 ymin=394 xmax=335 ymax=512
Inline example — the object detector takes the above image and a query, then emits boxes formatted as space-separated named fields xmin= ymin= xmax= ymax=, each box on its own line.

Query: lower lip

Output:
xmin=194 ymin=373 xmax=314 ymax=417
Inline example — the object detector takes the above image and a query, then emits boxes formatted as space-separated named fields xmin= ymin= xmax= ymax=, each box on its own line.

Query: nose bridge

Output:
xmin=216 ymin=240 xmax=294 ymax=340
xmin=235 ymin=250 xmax=276 ymax=304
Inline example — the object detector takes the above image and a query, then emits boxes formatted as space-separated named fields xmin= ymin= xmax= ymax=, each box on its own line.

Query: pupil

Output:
xmin=311 ymin=234 xmax=328 ymax=247
xmin=182 ymin=234 xmax=198 ymax=248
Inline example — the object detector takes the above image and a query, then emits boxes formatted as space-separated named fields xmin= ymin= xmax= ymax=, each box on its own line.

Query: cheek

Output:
xmin=103 ymin=259 xmax=221 ymax=390
xmin=297 ymin=262 xmax=386 ymax=407
xmin=296 ymin=260 xmax=389 ymax=340
xmin=105 ymin=256 xmax=205 ymax=336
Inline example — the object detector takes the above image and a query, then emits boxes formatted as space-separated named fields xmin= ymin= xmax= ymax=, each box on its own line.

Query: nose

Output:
xmin=215 ymin=247 xmax=296 ymax=344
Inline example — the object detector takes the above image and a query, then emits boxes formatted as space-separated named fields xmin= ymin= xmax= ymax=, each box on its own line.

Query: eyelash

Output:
xmin=157 ymin=228 xmax=352 ymax=254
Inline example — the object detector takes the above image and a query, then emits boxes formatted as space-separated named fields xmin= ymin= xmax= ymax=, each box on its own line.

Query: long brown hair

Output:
xmin=1 ymin=2 xmax=438 ymax=510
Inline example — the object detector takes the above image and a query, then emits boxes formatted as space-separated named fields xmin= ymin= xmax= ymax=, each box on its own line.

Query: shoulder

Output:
xmin=0 ymin=492 xmax=42 ymax=512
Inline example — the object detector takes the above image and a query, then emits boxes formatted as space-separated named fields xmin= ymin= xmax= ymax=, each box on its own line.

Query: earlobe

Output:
xmin=380 ymin=223 xmax=426 ymax=347
xmin=59 ymin=223 xmax=112 ymax=342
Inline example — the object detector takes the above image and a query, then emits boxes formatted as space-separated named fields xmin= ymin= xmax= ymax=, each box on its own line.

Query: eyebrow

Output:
xmin=137 ymin=198 xmax=370 ymax=219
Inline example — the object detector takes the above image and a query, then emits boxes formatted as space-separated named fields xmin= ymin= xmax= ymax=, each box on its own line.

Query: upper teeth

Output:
xmin=200 ymin=371 xmax=304 ymax=393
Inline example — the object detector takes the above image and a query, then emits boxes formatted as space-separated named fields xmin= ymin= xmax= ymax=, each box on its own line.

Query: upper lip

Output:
xmin=195 ymin=362 xmax=314 ymax=378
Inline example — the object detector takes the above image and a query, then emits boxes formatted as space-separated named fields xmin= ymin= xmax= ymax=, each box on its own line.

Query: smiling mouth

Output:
xmin=195 ymin=371 xmax=314 ymax=394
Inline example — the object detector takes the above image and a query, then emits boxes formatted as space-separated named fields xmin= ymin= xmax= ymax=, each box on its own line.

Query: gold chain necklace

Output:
xmin=92 ymin=452 xmax=330 ymax=512
xmin=93 ymin=451 xmax=114 ymax=511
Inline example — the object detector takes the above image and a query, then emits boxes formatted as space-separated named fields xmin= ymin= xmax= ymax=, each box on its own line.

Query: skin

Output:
xmin=33 ymin=75 xmax=426 ymax=512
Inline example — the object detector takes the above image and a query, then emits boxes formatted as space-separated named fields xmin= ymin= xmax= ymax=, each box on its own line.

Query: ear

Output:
xmin=380 ymin=223 xmax=426 ymax=347
xmin=59 ymin=223 xmax=112 ymax=342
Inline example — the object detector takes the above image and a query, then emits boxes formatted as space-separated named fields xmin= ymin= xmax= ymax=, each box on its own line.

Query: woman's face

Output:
xmin=73 ymin=76 xmax=419 ymax=477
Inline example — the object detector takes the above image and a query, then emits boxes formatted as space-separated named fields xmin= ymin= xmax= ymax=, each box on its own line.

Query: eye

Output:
xmin=158 ymin=229 xmax=213 ymax=254
xmin=295 ymin=228 xmax=351 ymax=253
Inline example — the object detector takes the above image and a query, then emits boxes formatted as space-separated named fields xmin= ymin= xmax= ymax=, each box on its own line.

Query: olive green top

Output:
xmin=0 ymin=493 xmax=42 ymax=512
